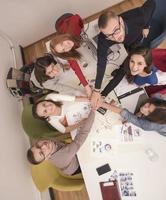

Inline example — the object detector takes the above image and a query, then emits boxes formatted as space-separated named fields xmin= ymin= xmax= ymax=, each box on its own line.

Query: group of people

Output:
xmin=27 ymin=0 xmax=166 ymax=176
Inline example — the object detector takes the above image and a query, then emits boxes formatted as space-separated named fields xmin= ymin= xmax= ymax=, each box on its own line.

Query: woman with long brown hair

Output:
xmin=30 ymin=54 xmax=82 ymax=95
xmin=108 ymin=97 xmax=166 ymax=135
xmin=50 ymin=33 xmax=92 ymax=97
xmin=125 ymin=46 xmax=166 ymax=85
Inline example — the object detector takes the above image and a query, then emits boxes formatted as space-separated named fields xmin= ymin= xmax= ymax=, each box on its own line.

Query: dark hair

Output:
xmin=27 ymin=148 xmax=43 ymax=165
xmin=125 ymin=46 xmax=152 ymax=83
xmin=50 ymin=33 xmax=82 ymax=60
xmin=34 ymin=54 xmax=57 ymax=86
xmin=32 ymin=99 xmax=62 ymax=121
xmin=140 ymin=98 xmax=166 ymax=124
xmin=98 ymin=11 xmax=117 ymax=29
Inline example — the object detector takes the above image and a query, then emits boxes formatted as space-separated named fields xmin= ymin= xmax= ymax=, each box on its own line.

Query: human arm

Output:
xmin=91 ymin=90 xmax=102 ymax=110
xmin=120 ymin=108 xmax=166 ymax=135
xmin=70 ymin=111 xmax=95 ymax=147
xmin=68 ymin=59 xmax=88 ymax=87
xmin=91 ymin=39 xmax=107 ymax=109
xmin=85 ymin=85 xmax=92 ymax=98
xmin=95 ymin=33 xmax=109 ymax=90
xmin=142 ymin=28 xmax=150 ymax=38
xmin=43 ymin=80 xmax=75 ymax=92
xmin=56 ymin=112 xmax=95 ymax=156
xmin=64 ymin=120 xmax=86 ymax=133
xmin=108 ymin=105 xmax=166 ymax=134
xmin=107 ymin=104 xmax=123 ymax=114
xmin=48 ymin=116 xmax=86 ymax=134
xmin=46 ymin=93 xmax=75 ymax=102
xmin=91 ymin=64 xmax=125 ymax=109
xmin=68 ymin=59 xmax=92 ymax=96
xmin=141 ymin=0 xmax=156 ymax=29
xmin=101 ymin=66 xmax=126 ymax=97
xmin=75 ymin=96 xmax=89 ymax=102
xmin=140 ymin=0 xmax=156 ymax=38
xmin=46 ymin=93 xmax=90 ymax=103
xmin=52 ymin=111 xmax=95 ymax=174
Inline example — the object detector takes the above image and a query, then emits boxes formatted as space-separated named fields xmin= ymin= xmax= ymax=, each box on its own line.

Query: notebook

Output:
xmin=100 ymin=180 xmax=121 ymax=200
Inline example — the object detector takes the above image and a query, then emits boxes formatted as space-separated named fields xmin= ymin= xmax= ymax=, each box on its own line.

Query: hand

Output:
xmin=61 ymin=63 xmax=70 ymax=70
xmin=110 ymin=99 xmax=116 ymax=105
xmin=142 ymin=28 xmax=149 ymax=38
xmin=91 ymin=90 xmax=102 ymax=110
xmin=109 ymin=99 xmax=119 ymax=106
xmin=77 ymin=118 xmax=87 ymax=127
xmin=75 ymin=96 xmax=89 ymax=102
xmin=85 ymin=85 xmax=92 ymax=98
xmin=136 ymin=111 xmax=143 ymax=117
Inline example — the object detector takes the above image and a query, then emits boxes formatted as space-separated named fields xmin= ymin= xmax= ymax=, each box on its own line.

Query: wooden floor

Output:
xmin=54 ymin=186 xmax=89 ymax=200
xmin=23 ymin=0 xmax=166 ymax=200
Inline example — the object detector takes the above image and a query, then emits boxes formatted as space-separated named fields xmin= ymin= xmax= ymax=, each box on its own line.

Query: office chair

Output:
xmin=145 ymin=48 xmax=166 ymax=96
xmin=21 ymin=104 xmax=62 ymax=139
xmin=31 ymin=160 xmax=84 ymax=192
xmin=147 ymin=0 xmax=166 ymax=48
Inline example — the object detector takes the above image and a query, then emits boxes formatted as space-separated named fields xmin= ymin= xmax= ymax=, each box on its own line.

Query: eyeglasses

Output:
xmin=105 ymin=17 xmax=121 ymax=40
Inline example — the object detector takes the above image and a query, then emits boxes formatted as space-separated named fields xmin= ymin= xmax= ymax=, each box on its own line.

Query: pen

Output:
xmin=118 ymin=87 xmax=143 ymax=100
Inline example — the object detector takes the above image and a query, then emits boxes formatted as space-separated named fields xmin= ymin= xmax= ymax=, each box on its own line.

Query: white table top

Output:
xmin=46 ymin=19 xmax=166 ymax=200
xmin=77 ymin=102 xmax=166 ymax=200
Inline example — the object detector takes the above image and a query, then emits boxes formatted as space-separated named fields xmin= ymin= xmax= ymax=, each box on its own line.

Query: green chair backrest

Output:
xmin=31 ymin=161 xmax=84 ymax=192
xmin=21 ymin=104 xmax=60 ymax=138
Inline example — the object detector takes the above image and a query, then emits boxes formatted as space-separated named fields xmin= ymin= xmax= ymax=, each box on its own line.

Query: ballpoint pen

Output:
xmin=118 ymin=87 xmax=143 ymax=100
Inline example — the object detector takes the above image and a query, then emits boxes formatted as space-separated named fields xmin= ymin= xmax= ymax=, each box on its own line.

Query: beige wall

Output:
xmin=0 ymin=0 xmax=123 ymax=47
xmin=0 ymin=36 xmax=40 ymax=200
xmin=0 ymin=1 xmax=124 ymax=199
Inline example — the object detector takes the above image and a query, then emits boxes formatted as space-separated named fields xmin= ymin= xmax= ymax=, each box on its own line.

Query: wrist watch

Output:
xmin=94 ymin=88 xmax=100 ymax=93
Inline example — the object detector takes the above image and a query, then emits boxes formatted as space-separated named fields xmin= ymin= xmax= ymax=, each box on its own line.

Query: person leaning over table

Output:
xmin=108 ymin=98 xmax=166 ymax=136
xmin=103 ymin=46 xmax=166 ymax=91
xmin=32 ymin=93 xmax=116 ymax=134
xmin=50 ymin=34 xmax=92 ymax=97
xmin=125 ymin=46 xmax=166 ymax=86
xmin=27 ymin=111 xmax=95 ymax=175
xmin=30 ymin=54 xmax=81 ymax=95
xmin=91 ymin=0 xmax=156 ymax=109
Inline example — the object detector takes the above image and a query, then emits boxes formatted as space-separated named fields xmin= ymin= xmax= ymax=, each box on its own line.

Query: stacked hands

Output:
xmin=91 ymin=90 xmax=102 ymax=110
xmin=77 ymin=91 xmax=118 ymax=111
xmin=27 ymin=1 xmax=166 ymax=176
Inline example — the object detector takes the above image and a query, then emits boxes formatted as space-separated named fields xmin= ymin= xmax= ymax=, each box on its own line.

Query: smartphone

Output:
xmin=96 ymin=163 xmax=111 ymax=176
xmin=97 ymin=107 xmax=107 ymax=115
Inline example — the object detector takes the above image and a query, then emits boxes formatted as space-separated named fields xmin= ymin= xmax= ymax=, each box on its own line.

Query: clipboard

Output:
xmin=99 ymin=180 xmax=121 ymax=200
